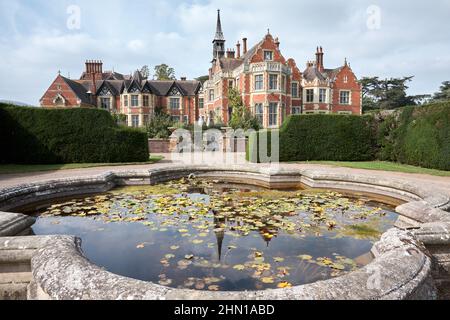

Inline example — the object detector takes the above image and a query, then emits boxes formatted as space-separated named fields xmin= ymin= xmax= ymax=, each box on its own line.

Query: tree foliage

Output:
xmin=228 ymin=88 xmax=261 ymax=131
xmin=154 ymin=64 xmax=176 ymax=80
xmin=146 ymin=112 xmax=174 ymax=139
xmin=140 ymin=65 xmax=150 ymax=79
xmin=432 ymin=81 xmax=450 ymax=102
xmin=360 ymin=76 xmax=430 ymax=112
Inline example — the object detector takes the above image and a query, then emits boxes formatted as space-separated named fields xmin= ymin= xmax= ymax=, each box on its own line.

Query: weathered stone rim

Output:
xmin=1 ymin=165 xmax=449 ymax=300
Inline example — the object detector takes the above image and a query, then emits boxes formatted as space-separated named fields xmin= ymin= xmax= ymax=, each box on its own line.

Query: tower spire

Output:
xmin=214 ymin=9 xmax=225 ymax=41
xmin=212 ymin=9 xmax=226 ymax=62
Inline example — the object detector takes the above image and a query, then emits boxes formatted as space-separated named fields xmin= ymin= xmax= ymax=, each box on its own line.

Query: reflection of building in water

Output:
xmin=213 ymin=213 xmax=226 ymax=261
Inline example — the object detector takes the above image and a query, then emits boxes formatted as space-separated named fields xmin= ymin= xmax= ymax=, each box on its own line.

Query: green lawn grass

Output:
xmin=301 ymin=161 xmax=450 ymax=177
xmin=0 ymin=156 xmax=164 ymax=175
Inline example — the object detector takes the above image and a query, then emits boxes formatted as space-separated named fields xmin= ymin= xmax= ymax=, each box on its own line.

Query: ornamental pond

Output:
xmin=24 ymin=178 xmax=398 ymax=292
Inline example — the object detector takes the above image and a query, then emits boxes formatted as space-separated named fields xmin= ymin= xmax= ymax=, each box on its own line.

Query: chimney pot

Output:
xmin=243 ymin=38 xmax=248 ymax=55
xmin=236 ymin=41 xmax=241 ymax=58
xmin=181 ymin=77 xmax=187 ymax=81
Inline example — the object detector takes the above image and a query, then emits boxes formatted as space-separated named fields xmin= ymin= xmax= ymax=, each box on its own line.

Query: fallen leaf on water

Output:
xmin=261 ymin=277 xmax=275 ymax=284
xmin=170 ymin=245 xmax=180 ymax=250
xmin=277 ymin=281 xmax=293 ymax=288
xmin=273 ymin=257 xmax=285 ymax=263
xmin=136 ymin=243 xmax=146 ymax=249
xmin=208 ymin=285 xmax=220 ymax=291
xmin=233 ymin=264 xmax=246 ymax=271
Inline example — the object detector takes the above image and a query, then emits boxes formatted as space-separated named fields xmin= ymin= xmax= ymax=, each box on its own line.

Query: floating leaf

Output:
xmin=184 ymin=254 xmax=194 ymax=260
xmin=170 ymin=245 xmax=180 ymax=250
xmin=208 ymin=285 xmax=220 ymax=291
xmin=136 ymin=243 xmax=146 ymax=249
xmin=192 ymin=239 xmax=204 ymax=245
xmin=277 ymin=281 xmax=293 ymax=288
xmin=261 ymin=277 xmax=275 ymax=284
xmin=273 ymin=257 xmax=285 ymax=263
xmin=233 ymin=264 xmax=246 ymax=271
xmin=298 ymin=255 xmax=313 ymax=261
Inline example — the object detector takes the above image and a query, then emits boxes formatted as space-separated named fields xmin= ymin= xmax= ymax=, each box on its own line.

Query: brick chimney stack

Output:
xmin=226 ymin=49 xmax=235 ymax=58
xmin=236 ymin=41 xmax=241 ymax=58
xmin=242 ymin=38 xmax=248 ymax=55
xmin=85 ymin=60 xmax=103 ymax=75
xmin=315 ymin=47 xmax=324 ymax=72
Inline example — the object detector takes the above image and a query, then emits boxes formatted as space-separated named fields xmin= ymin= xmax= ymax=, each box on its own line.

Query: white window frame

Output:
xmin=131 ymin=95 xmax=139 ymax=107
xmin=292 ymin=107 xmax=302 ymax=115
xmin=291 ymin=82 xmax=299 ymax=98
xmin=264 ymin=50 xmax=273 ymax=61
xmin=199 ymin=98 xmax=204 ymax=109
xmin=131 ymin=115 xmax=139 ymax=127
xmin=305 ymin=89 xmax=314 ymax=103
xmin=209 ymin=89 xmax=214 ymax=102
xmin=143 ymin=95 xmax=150 ymax=107
xmin=339 ymin=90 xmax=351 ymax=105
xmin=319 ymin=88 xmax=327 ymax=103
xmin=269 ymin=74 xmax=278 ymax=91
xmin=255 ymin=103 xmax=264 ymax=125
xmin=169 ymin=97 xmax=181 ymax=110
xmin=268 ymin=103 xmax=278 ymax=127
xmin=254 ymin=74 xmax=264 ymax=91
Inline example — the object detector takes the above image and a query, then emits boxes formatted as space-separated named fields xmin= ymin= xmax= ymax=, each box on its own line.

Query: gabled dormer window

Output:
xmin=264 ymin=50 xmax=273 ymax=61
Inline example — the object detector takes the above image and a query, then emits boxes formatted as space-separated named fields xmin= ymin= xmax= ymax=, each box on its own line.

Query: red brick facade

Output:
xmin=40 ymin=63 xmax=201 ymax=128
xmin=40 ymin=10 xmax=361 ymax=129
xmin=199 ymin=11 xmax=362 ymax=128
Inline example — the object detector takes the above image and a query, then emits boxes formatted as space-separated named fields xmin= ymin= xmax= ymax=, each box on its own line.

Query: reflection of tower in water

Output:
xmin=213 ymin=213 xmax=226 ymax=261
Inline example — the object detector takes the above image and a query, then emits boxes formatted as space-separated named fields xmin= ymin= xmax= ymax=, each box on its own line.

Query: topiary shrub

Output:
xmin=0 ymin=104 xmax=149 ymax=164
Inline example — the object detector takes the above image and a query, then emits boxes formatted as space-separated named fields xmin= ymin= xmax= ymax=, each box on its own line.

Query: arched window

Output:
xmin=53 ymin=94 xmax=65 ymax=106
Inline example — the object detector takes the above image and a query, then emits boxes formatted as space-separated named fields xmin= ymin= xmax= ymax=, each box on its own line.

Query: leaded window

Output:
xmin=170 ymin=98 xmax=180 ymax=110
xmin=255 ymin=75 xmax=264 ymax=91
xmin=269 ymin=103 xmax=278 ymax=127
xmin=269 ymin=74 xmax=278 ymax=90
xmin=306 ymin=89 xmax=314 ymax=103
xmin=340 ymin=91 xmax=350 ymax=105
xmin=255 ymin=103 xmax=264 ymax=125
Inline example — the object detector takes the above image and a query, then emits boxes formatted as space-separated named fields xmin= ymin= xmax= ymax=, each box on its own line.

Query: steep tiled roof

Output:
xmin=61 ymin=76 xmax=93 ymax=105
xmin=219 ymin=58 xmax=243 ymax=72
xmin=303 ymin=66 xmax=326 ymax=82
xmin=241 ymin=40 xmax=264 ymax=64
xmin=303 ymin=66 xmax=344 ymax=82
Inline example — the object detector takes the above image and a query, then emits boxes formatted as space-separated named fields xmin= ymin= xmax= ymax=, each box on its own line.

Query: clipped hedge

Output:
xmin=280 ymin=115 xmax=376 ymax=162
xmin=378 ymin=102 xmax=450 ymax=171
xmin=0 ymin=104 xmax=149 ymax=164
xmin=247 ymin=115 xmax=377 ymax=163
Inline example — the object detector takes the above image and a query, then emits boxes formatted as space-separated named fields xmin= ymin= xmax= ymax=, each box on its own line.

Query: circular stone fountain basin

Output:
xmin=23 ymin=178 xmax=398 ymax=292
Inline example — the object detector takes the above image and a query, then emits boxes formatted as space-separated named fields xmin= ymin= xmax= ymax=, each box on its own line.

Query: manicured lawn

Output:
xmin=301 ymin=161 xmax=450 ymax=177
xmin=0 ymin=156 xmax=164 ymax=175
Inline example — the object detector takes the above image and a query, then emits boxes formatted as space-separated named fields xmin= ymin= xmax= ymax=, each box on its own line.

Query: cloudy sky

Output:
xmin=1 ymin=0 xmax=449 ymax=105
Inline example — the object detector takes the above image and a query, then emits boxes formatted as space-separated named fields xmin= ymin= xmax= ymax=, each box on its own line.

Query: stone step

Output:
xmin=0 ymin=283 xmax=28 ymax=300
xmin=0 ymin=272 xmax=32 ymax=284
xmin=0 ymin=249 xmax=36 ymax=263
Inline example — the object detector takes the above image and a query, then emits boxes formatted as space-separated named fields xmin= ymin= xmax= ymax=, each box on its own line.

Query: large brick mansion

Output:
xmin=41 ymin=10 xmax=362 ymax=128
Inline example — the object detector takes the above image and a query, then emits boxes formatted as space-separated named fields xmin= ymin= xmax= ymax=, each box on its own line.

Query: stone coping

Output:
xmin=0 ymin=165 xmax=449 ymax=300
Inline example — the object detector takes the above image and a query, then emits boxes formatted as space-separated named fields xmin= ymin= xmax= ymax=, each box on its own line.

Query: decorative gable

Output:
xmin=99 ymin=86 xmax=112 ymax=96
xmin=169 ymin=86 xmax=181 ymax=96
xmin=129 ymin=84 xmax=140 ymax=93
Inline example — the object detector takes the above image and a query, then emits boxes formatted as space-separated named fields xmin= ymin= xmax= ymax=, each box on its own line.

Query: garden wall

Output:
xmin=0 ymin=104 xmax=149 ymax=164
